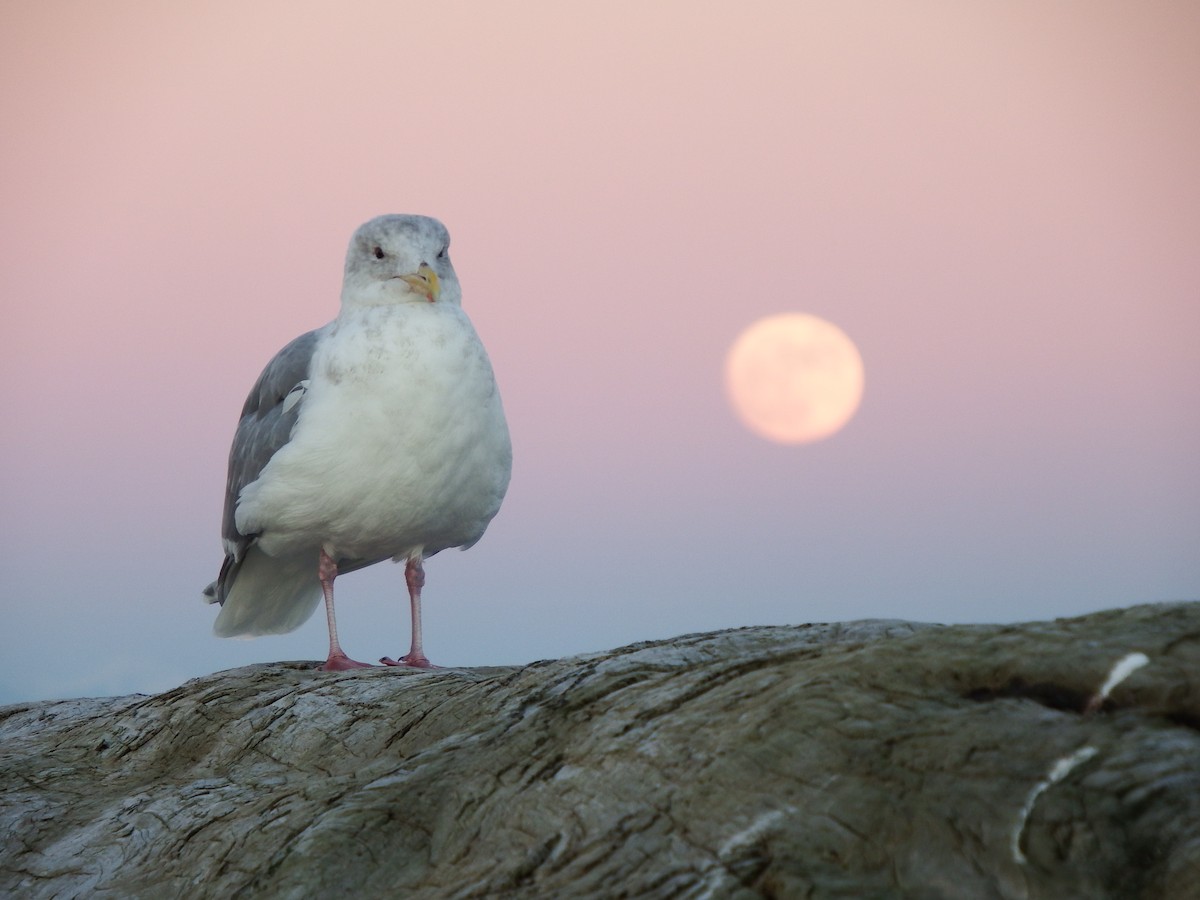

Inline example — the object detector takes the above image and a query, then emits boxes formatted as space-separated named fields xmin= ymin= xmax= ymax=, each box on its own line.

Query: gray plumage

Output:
xmin=203 ymin=328 xmax=322 ymax=606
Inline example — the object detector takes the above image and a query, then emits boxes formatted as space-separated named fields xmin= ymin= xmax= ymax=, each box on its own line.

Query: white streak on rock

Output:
xmin=718 ymin=809 xmax=787 ymax=858
xmin=1086 ymin=651 xmax=1150 ymax=713
xmin=695 ymin=809 xmax=790 ymax=900
xmin=1012 ymin=745 xmax=1099 ymax=864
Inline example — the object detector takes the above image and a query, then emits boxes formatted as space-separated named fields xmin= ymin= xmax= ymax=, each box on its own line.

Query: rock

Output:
xmin=1 ymin=603 xmax=1197 ymax=898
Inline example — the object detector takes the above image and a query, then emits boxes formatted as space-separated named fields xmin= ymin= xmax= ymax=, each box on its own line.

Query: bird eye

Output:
xmin=437 ymin=245 xmax=448 ymax=260
xmin=373 ymin=246 xmax=385 ymax=260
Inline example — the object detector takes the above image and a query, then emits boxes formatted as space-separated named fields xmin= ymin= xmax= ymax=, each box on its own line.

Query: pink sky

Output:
xmin=2 ymin=2 xmax=1197 ymax=703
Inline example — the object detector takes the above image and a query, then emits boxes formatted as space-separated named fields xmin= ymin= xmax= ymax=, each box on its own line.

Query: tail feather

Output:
xmin=212 ymin=546 xmax=322 ymax=638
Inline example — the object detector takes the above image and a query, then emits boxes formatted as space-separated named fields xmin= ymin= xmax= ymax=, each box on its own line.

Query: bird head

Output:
xmin=340 ymin=214 xmax=462 ymax=309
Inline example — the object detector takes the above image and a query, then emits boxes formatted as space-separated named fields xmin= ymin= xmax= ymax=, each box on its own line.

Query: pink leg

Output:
xmin=381 ymin=556 xmax=437 ymax=668
xmin=317 ymin=549 xmax=373 ymax=671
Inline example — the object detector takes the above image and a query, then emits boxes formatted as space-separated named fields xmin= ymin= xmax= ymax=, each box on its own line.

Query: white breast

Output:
xmin=236 ymin=302 xmax=512 ymax=562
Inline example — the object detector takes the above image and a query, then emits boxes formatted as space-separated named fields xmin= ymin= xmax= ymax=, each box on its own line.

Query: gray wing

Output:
xmin=207 ymin=327 xmax=324 ymax=604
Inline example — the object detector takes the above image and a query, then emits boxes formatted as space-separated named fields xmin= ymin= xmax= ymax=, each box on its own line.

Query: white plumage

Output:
xmin=203 ymin=214 xmax=511 ymax=669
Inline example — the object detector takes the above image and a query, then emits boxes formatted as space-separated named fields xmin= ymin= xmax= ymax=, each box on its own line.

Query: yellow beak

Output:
xmin=400 ymin=264 xmax=441 ymax=302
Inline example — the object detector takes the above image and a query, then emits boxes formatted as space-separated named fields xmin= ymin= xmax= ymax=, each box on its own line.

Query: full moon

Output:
xmin=724 ymin=313 xmax=864 ymax=444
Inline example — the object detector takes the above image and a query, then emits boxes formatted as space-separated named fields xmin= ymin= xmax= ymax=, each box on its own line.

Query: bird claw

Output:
xmin=319 ymin=651 xmax=375 ymax=671
xmin=380 ymin=654 xmax=438 ymax=669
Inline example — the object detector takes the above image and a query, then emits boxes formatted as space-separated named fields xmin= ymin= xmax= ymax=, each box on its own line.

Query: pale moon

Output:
xmin=724 ymin=313 xmax=864 ymax=444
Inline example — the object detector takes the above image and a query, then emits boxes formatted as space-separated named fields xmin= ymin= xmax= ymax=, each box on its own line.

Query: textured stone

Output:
xmin=1 ymin=603 xmax=1197 ymax=898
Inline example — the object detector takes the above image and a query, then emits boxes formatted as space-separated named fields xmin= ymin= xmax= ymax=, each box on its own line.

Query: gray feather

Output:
xmin=210 ymin=327 xmax=325 ymax=604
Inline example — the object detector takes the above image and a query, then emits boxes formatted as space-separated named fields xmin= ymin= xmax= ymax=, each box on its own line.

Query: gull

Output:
xmin=202 ymin=215 xmax=512 ymax=670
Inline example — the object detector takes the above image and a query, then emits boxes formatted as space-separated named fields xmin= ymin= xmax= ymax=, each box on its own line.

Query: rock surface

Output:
xmin=1 ymin=603 xmax=1198 ymax=898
